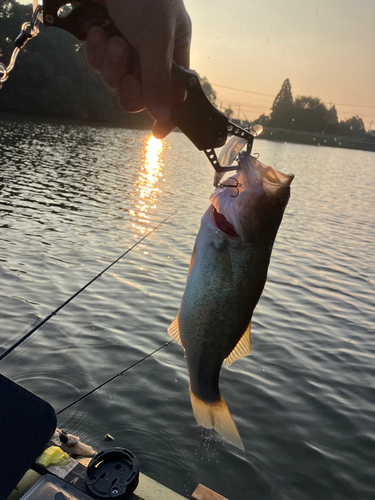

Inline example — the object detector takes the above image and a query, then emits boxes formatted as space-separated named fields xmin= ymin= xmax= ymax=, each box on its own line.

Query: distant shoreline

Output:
xmin=258 ymin=127 xmax=375 ymax=153
xmin=0 ymin=111 xmax=152 ymax=130
xmin=1 ymin=112 xmax=374 ymax=153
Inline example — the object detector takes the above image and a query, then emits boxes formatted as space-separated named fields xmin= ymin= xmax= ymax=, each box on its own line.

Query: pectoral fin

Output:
xmin=168 ymin=314 xmax=184 ymax=348
xmin=224 ymin=323 xmax=252 ymax=367
xmin=187 ymin=244 xmax=197 ymax=280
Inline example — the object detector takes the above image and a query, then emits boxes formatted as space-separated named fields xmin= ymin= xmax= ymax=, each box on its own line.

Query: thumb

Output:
xmin=139 ymin=36 xmax=174 ymax=122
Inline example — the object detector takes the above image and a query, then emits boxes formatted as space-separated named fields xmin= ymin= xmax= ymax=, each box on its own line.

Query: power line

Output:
xmin=212 ymin=83 xmax=275 ymax=98
xmin=212 ymin=83 xmax=374 ymax=110
xmin=219 ymin=99 xmax=373 ymax=120
xmin=336 ymin=110 xmax=375 ymax=119
xmin=333 ymin=103 xmax=375 ymax=108
xmin=220 ymin=101 xmax=271 ymax=110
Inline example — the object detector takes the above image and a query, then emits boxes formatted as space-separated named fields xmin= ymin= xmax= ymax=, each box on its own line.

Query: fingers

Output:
xmin=102 ymin=36 xmax=130 ymax=90
xmin=86 ymin=27 xmax=145 ymax=112
xmin=139 ymin=39 xmax=191 ymax=122
xmin=173 ymin=12 xmax=192 ymax=70
xmin=85 ymin=0 xmax=193 ymax=136
xmin=139 ymin=46 xmax=172 ymax=122
xmin=118 ymin=74 xmax=145 ymax=113
xmin=87 ymin=28 xmax=131 ymax=92
xmin=86 ymin=26 xmax=106 ymax=72
xmin=139 ymin=9 xmax=192 ymax=123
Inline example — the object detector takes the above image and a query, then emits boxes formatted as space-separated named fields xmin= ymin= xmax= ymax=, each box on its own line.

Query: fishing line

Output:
xmin=57 ymin=339 xmax=174 ymax=415
xmin=0 ymin=211 xmax=177 ymax=362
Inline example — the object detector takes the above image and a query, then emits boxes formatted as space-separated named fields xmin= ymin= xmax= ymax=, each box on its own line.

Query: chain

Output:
xmin=0 ymin=5 xmax=42 ymax=89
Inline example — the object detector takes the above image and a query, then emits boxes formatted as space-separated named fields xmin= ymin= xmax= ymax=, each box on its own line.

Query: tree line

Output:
xmin=0 ymin=0 xmax=152 ymax=127
xmin=254 ymin=79 xmax=367 ymax=138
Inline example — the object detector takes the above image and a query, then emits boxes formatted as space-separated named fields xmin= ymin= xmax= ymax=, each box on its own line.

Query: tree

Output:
xmin=270 ymin=78 xmax=293 ymax=128
xmin=224 ymin=106 xmax=233 ymax=120
xmin=224 ymin=78 xmax=367 ymax=138
xmin=200 ymin=76 xmax=217 ymax=104
xmin=325 ymin=105 xmax=338 ymax=134
xmin=337 ymin=115 xmax=366 ymax=138
xmin=253 ymin=113 xmax=270 ymax=127
xmin=0 ymin=0 xmax=27 ymax=61
xmin=0 ymin=0 xmax=153 ymax=127
xmin=292 ymin=96 xmax=329 ymax=133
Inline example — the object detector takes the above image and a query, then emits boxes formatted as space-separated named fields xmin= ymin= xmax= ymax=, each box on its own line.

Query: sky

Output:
xmin=16 ymin=0 xmax=375 ymax=129
xmin=184 ymin=0 xmax=375 ymax=129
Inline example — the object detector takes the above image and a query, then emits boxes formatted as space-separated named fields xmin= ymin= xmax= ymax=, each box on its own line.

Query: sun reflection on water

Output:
xmin=130 ymin=135 xmax=165 ymax=236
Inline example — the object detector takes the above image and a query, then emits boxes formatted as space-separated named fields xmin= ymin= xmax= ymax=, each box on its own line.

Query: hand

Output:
xmin=85 ymin=0 xmax=192 ymax=138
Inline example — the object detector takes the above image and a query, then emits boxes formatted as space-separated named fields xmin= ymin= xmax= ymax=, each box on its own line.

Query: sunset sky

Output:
xmin=16 ymin=0 xmax=375 ymax=130
xmin=184 ymin=0 xmax=375 ymax=129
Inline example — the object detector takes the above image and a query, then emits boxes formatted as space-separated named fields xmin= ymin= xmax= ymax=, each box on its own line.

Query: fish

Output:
xmin=168 ymin=150 xmax=293 ymax=449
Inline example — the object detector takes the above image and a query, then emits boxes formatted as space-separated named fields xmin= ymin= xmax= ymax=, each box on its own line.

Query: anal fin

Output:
xmin=167 ymin=314 xmax=184 ymax=348
xmin=224 ymin=323 xmax=251 ymax=367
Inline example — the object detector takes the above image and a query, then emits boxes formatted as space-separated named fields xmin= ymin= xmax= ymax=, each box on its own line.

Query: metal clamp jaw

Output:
xmin=171 ymin=63 xmax=263 ymax=173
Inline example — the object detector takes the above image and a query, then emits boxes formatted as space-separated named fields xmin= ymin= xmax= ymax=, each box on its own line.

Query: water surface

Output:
xmin=1 ymin=118 xmax=374 ymax=500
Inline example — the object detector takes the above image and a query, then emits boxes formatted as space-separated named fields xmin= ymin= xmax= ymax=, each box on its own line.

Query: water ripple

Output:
xmin=1 ymin=119 xmax=375 ymax=500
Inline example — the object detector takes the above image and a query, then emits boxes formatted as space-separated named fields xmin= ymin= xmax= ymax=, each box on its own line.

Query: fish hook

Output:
xmin=217 ymin=177 xmax=243 ymax=197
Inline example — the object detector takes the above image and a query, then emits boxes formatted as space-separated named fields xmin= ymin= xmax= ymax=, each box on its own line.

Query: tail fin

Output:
xmin=190 ymin=387 xmax=244 ymax=450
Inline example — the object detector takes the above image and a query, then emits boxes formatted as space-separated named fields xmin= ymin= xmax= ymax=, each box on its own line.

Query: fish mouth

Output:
xmin=211 ymin=205 xmax=239 ymax=237
xmin=209 ymin=153 xmax=294 ymax=240
xmin=239 ymin=152 xmax=294 ymax=192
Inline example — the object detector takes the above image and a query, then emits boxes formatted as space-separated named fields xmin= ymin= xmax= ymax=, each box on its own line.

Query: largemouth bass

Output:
xmin=168 ymin=150 xmax=293 ymax=449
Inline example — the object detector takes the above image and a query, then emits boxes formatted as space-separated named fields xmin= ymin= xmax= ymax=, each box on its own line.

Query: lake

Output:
xmin=1 ymin=117 xmax=374 ymax=500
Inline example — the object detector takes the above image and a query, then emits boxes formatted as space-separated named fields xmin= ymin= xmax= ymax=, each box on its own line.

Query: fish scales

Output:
xmin=169 ymin=151 xmax=293 ymax=450
xmin=180 ymin=241 xmax=269 ymax=390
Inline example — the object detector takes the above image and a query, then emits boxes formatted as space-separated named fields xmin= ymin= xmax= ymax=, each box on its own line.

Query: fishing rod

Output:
xmin=0 ymin=211 xmax=176 ymax=362
xmin=57 ymin=339 xmax=174 ymax=415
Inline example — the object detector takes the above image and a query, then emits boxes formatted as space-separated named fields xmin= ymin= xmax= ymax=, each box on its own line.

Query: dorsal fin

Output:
xmin=224 ymin=323 xmax=252 ymax=367
xmin=167 ymin=314 xmax=184 ymax=348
